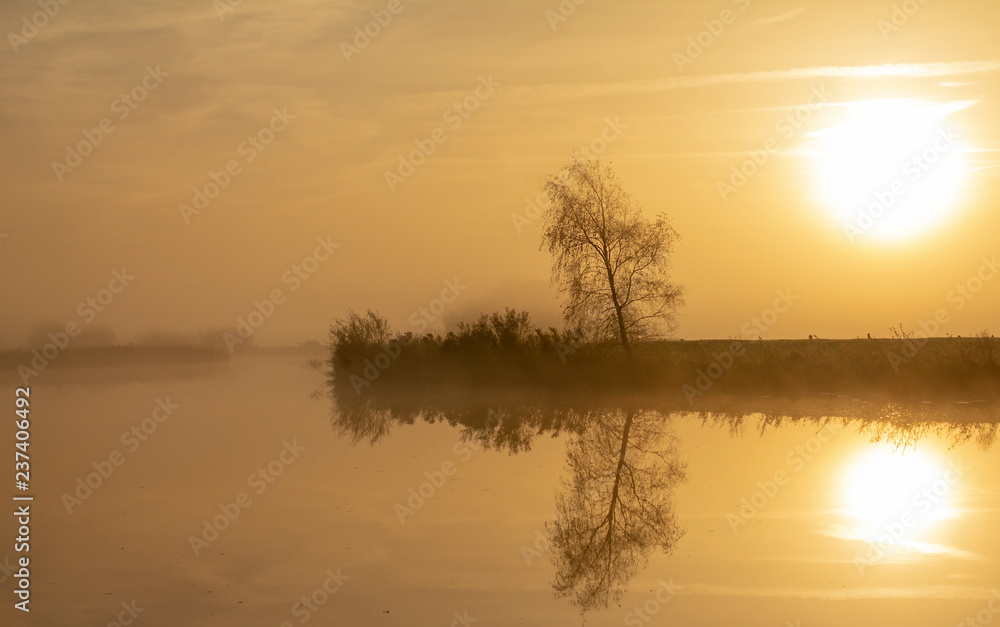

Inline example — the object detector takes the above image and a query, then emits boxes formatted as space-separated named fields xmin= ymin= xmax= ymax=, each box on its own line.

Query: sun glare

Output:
xmin=809 ymin=99 xmax=972 ymax=243
xmin=840 ymin=445 xmax=958 ymax=547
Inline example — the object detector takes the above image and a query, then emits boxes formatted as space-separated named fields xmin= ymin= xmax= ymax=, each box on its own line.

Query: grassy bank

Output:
xmin=326 ymin=311 xmax=1000 ymax=400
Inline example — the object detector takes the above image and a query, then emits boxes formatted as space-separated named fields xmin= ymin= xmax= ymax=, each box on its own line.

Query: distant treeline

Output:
xmin=326 ymin=309 xmax=1000 ymax=400
xmin=2 ymin=327 xmax=233 ymax=376
xmin=10 ymin=324 xmax=238 ymax=352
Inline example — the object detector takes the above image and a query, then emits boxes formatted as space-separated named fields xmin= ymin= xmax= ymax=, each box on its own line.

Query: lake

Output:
xmin=2 ymin=349 xmax=998 ymax=626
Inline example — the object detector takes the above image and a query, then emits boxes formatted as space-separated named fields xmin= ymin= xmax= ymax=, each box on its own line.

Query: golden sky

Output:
xmin=1 ymin=0 xmax=999 ymax=346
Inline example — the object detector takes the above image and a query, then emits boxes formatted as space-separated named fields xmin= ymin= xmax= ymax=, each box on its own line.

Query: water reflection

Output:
xmin=332 ymin=387 xmax=1000 ymax=452
xmin=329 ymin=386 xmax=999 ymax=614
xmin=332 ymin=395 xmax=687 ymax=612
xmin=840 ymin=444 xmax=958 ymax=534
xmin=835 ymin=443 xmax=969 ymax=565
xmin=547 ymin=409 xmax=685 ymax=612
xmin=695 ymin=400 xmax=1000 ymax=451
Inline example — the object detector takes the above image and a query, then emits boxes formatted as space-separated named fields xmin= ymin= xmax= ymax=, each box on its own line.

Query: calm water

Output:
xmin=2 ymin=351 xmax=999 ymax=626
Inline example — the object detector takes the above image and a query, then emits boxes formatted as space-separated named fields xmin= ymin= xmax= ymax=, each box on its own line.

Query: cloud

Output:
xmin=385 ymin=59 xmax=1000 ymax=110
xmin=677 ymin=583 xmax=996 ymax=600
xmin=514 ymin=59 xmax=1000 ymax=102
xmin=741 ymin=7 xmax=808 ymax=30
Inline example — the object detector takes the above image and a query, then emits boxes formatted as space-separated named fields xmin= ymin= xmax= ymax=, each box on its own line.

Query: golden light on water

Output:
xmin=840 ymin=445 xmax=959 ymax=548
xmin=809 ymin=100 xmax=973 ymax=243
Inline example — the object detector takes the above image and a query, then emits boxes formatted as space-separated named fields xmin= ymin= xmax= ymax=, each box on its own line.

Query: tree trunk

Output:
xmin=614 ymin=304 xmax=631 ymax=359
xmin=604 ymin=263 xmax=632 ymax=359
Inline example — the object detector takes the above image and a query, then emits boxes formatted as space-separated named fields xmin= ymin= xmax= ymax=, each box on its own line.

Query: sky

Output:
xmin=1 ymin=0 xmax=999 ymax=347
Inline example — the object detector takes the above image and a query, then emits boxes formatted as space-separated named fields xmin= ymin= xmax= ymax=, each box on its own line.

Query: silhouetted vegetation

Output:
xmin=324 ymin=308 xmax=1000 ymax=401
xmin=325 ymin=307 xmax=601 ymax=393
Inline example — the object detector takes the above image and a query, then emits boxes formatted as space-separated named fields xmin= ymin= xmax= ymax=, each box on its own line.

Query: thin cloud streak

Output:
xmin=741 ymin=7 xmax=808 ymax=30
xmin=678 ymin=583 xmax=997 ymax=600
xmin=477 ymin=59 xmax=1000 ymax=106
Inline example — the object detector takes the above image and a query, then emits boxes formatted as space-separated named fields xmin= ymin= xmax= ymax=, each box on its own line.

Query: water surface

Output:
xmin=2 ymin=351 xmax=998 ymax=626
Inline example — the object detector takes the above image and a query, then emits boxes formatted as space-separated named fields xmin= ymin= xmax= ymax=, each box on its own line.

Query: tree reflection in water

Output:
xmin=548 ymin=409 xmax=685 ymax=611
xmin=328 ymin=387 xmax=999 ymax=614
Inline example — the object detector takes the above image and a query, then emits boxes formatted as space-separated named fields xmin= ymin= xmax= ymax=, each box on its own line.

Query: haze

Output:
xmin=2 ymin=0 xmax=999 ymax=347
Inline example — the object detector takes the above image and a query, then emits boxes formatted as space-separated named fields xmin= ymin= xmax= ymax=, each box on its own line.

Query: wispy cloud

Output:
xmin=579 ymin=59 xmax=1000 ymax=95
xmin=741 ymin=7 xmax=808 ymax=30
xmin=683 ymin=59 xmax=1000 ymax=86
xmin=677 ymin=583 xmax=997 ymax=600
xmin=404 ymin=59 xmax=1000 ymax=107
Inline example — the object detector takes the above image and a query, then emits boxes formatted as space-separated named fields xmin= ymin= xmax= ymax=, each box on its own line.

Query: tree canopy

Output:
xmin=541 ymin=158 xmax=684 ymax=357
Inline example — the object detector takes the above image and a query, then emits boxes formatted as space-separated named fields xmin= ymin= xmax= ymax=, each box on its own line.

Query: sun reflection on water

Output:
xmin=839 ymin=444 xmax=961 ymax=553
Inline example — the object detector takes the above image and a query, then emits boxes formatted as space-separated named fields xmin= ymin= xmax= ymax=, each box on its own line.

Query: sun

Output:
xmin=839 ymin=445 xmax=958 ymax=547
xmin=808 ymin=99 xmax=972 ymax=242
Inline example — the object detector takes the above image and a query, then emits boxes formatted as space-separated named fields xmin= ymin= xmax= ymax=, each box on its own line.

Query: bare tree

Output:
xmin=541 ymin=158 xmax=684 ymax=358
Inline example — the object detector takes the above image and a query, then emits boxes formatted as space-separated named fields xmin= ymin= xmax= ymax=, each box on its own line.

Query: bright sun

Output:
xmin=840 ymin=445 xmax=958 ymax=547
xmin=809 ymin=99 xmax=972 ymax=242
